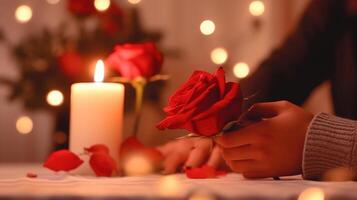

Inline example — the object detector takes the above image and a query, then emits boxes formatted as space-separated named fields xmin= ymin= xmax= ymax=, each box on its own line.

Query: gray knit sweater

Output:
xmin=303 ymin=113 xmax=357 ymax=180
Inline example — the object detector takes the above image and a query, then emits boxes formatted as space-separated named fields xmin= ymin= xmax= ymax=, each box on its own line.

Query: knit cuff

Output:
xmin=302 ymin=113 xmax=357 ymax=180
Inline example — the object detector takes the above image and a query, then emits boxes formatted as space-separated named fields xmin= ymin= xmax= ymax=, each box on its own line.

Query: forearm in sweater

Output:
xmin=303 ymin=113 xmax=357 ymax=180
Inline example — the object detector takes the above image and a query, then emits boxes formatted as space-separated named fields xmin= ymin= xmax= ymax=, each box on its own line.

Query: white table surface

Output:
xmin=0 ymin=163 xmax=357 ymax=200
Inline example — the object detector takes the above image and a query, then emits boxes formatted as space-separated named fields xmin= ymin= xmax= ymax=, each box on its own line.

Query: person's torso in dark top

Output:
xmin=329 ymin=2 xmax=356 ymax=119
xmin=241 ymin=0 xmax=357 ymax=120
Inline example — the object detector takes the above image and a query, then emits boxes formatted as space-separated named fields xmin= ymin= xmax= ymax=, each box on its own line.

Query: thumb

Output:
xmin=243 ymin=101 xmax=288 ymax=120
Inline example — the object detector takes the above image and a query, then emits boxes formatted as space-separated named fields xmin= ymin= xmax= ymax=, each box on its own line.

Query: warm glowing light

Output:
xmin=298 ymin=187 xmax=324 ymax=200
xmin=158 ymin=175 xmax=182 ymax=197
xmin=128 ymin=0 xmax=141 ymax=4
xmin=123 ymin=154 xmax=153 ymax=176
xmin=46 ymin=0 xmax=61 ymax=5
xmin=94 ymin=0 xmax=111 ymax=12
xmin=94 ymin=60 xmax=105 ymax=82
xmin=15 ymin=5 xmax=33 ymax=23
xmin=233 ymin=62 xmax=250 ymax=79
xmin=16 ymin=116 xmax=33 ymax=135
xmin=47 ymin=90 xmax=64 ymax=106
xmin=188 ymin=190 xmax=216 ymax=200
xmin=249 ymin=1 xmax=265 ymax=16
xmin=323 ymin=167 xmax=354 ymax=181
xmin=210 ymin=47 xmax=228 ymax=65
xmin=200 ymin=20 xmax=215 ymax=35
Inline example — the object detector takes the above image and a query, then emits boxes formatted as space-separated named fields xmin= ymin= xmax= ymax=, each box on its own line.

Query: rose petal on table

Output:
xmin=119 ymin=136 xmax=164 ymax=173
xmin=119 ymin=136 xmax=145 ymax=158
xmin=142 ymin=148 xmax=164 ymax=165
xmin=215 ymin=170 xmax=227 ymax=177
xmin=43 ymin=150 xmax=83 ymax=172
xmin=185 ymin=165 xmax=226 ymax=179
xmin=89 ymin=152 xmax=117 ymax=177
xmin=85 ymin=144 xmax=110 ymax=154
xmin=26 ymin=172 xmax=38 ymax=178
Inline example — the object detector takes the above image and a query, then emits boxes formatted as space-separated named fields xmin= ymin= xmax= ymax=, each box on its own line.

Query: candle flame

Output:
xmin=94 ymin=60 xmax=105 ymax=82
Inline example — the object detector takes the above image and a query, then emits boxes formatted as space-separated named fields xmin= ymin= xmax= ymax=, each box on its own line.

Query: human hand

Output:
xmin=157 ymin=138 xmax=224 ymax=174
xmin=215 ymin=101 xmax=314 ymax=178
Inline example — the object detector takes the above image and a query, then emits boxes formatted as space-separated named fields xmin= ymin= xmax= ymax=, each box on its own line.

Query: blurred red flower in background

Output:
xmin=67 ymin=0 xmax=96 ymax=16
xmin=67 ymin=0 xmax=124 ymax=35
xmin=106 ymin=42 xmax=163 ymax=80
xmin=57 ymin=51 xmax=86 ymax=78
xmin=98 ymin=3 xmax=124 ymax=35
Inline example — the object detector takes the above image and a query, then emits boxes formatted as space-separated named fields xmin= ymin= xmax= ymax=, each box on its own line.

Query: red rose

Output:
xmin=156 ymin=68 xmax=243 ymax=136
xmin=57 ymin=51 xmax=85 ymax=78
xmin=67 ymin=0 xmax=96 ymax=16
xmin=106 ymin=42 xmax=163 ymax=80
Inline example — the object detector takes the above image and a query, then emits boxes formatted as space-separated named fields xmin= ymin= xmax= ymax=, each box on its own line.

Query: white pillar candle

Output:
xmin=69 ymin=60 xmax=124 ymax=175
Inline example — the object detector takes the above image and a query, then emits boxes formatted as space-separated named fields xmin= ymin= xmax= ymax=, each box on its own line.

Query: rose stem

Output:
xmin=132 ymin=79 xmax=146 ymax=137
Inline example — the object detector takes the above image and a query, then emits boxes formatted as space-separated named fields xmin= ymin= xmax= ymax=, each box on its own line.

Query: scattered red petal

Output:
xmin=142 ymin=148 xmax=164 ymax=164
xmin=89 ymin=152 xmax=118 ymax=177
xmin=185 ymin=165 xmax=227 ymax=179
xmin=85 ymin=144 xmax=110 ymax=154
xmin=43 ymin=150 xmax=83 ymax=172
xmin=119 ymin=136 xmax=144 ymax=158
xmin=215 ymin=170 xmax=227 ymax=177
xmin=119 ymin=136 xmax=163 ymax=167
xmin=26 ymin=172 xmax=38 ymax=178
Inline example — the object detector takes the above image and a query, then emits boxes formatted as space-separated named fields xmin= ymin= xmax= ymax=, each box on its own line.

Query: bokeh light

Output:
xmin=158 ymin=175 xmax=182 ymax=197
xmin=46 ymin=0 xmax=61 ymax=5
xmin=200 ymin=20 xmax=215 ymax=35
xmin=249 ymin=1 xmax=265 ymax=16
xmin=94 ymin=0 xmax=111 ymax=12
xmin=16 ymin=116 xmax=33 ymax=135
xmin=210 ymin=48 xmax=228 ymax=65
xmin=46 ymin=90 xmax=64 ymax=106
xmin=188 ymin=190 xmax=216 ymax=200
xmin=123 ymin=154 xmax=153 ymax=176
xmin=233 ymin=62 xmax=250 ymax=78
xmin=128 ymin=0 xmax=141 ymax=4
xmin=323 ymin=167 xmax=354 ymax=181
xmin=15 ymin=5 xmax=33 ymax=23
xmin=298 ymin=187 xmax=324 ymax=200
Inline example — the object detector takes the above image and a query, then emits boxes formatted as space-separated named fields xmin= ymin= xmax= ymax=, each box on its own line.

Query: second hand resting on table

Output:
xmin=157 ymin=101 xmax=313 ymax=178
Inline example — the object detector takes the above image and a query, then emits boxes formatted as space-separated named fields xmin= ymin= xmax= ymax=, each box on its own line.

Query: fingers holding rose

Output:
xmin=158 ymin=138 xmax=193 ymax=174
xmin=221 ymin=144 xmax=267 ymax=161
xmin=214 ymin=101 xmax=313 ymax=178
xmin=184 ymin=139 xmax=213 ymax=168
xmin=216 ymin=135 xmax=271 ymax=176
xmin=157 ymin=138 xmax=223 ymax=174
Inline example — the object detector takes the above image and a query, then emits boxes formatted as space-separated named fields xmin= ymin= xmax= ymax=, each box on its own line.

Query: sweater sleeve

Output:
xmin=303 ymin=113 xmax=357 ymax=180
